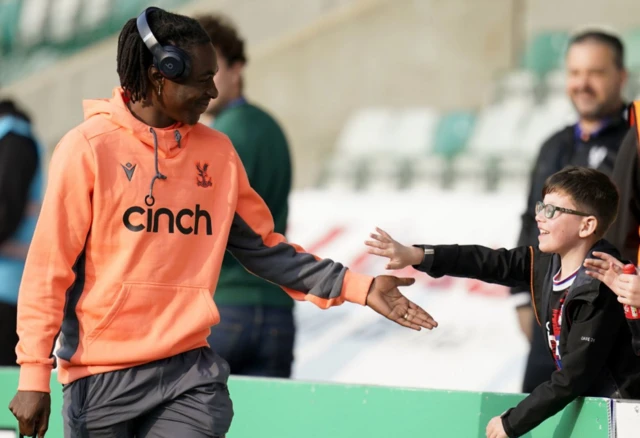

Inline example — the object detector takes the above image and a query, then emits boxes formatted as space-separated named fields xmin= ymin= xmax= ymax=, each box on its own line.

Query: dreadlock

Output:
xmin=116 ymin=8 xmax=211 ymax=103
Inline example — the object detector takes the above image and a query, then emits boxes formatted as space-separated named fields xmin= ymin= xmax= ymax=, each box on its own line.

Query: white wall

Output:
xmin=242 ymin=0 xmax=515 ymax=186
xmin=525 ymin=0 xmax=640 ymax=36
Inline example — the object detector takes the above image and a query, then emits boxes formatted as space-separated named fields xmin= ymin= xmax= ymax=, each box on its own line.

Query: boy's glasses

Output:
xmin=535 ymin=201 xmax=592 ymax=219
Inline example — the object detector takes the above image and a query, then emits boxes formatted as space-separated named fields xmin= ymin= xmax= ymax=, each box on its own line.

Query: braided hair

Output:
xmin=116 ymin=8 xmax=211 ymax=103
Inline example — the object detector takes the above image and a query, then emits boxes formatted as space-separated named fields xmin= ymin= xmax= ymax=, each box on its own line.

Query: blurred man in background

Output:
xmin=513 ymin=30 xmax=629 ymax=393
xmin=196 ymin=14 xmax=296 ymax=378
xmin=0 ymin=98 xmax=42 ymax=366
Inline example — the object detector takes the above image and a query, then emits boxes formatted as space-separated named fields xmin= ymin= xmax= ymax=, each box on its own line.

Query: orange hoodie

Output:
xmin=16 ymin=88 xmax=373 ymax=393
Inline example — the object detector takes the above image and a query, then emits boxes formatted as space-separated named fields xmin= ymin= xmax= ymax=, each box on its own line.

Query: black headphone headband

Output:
xmin=135 ymin=7 xmax=191 ymax=81
xmin=136 ymin=7 xmax=164 ymax=62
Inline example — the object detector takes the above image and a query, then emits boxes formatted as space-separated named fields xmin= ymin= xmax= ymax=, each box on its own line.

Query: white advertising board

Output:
xmin=286 ymin=189 xmax=531 ymax=393
xmin=614 ymin=400 xmax=640 ymax=438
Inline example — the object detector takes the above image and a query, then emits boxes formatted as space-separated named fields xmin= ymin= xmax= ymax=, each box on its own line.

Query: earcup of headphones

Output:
xmin=155 ymin=46 xmax=191 ymax=81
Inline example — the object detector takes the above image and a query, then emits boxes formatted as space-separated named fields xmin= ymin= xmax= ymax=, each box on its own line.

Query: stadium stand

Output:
xmin=317 ymin=26 xmax=640 ymax=193
xmin=0 ymin=0 xmax=190 ymax=84
xmin=3 ymin=2 xmax=640 ymax=194
xmin=623 ymin=27 xmax=640 ymax=72
xmin=520 ymin=30 xmax=570 ymax=77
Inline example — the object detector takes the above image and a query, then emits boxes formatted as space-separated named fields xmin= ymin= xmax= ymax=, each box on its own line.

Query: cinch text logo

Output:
xmin=123 ymin=204 xmax=212 ymax=235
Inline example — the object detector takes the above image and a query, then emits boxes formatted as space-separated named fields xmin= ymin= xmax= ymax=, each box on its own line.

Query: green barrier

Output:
xmin=0 ymin=368 xmax=612 ymax=437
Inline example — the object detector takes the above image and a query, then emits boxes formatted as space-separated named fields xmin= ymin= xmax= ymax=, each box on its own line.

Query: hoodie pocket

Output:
xmin=85 ymin=282 xmax=219 ymax=363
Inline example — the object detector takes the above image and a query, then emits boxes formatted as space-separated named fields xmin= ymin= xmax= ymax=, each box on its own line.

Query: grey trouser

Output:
xmin=62 ymin=347 xmax=234 ymax=438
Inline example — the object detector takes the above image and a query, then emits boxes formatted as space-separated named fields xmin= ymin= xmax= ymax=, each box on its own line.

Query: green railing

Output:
xmin=0 ymin=367 xmax=613 ymax=437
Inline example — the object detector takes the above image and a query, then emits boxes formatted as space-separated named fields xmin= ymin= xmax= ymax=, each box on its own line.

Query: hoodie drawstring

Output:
xmin=144 ymin=128 xmax=182 ymax=206
xmin=145 ymin=127 xmax=167 ymax=207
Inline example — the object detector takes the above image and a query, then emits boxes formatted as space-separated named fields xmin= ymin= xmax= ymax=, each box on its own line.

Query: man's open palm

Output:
xmin=366 ymin=275 xmax=438 ymax=331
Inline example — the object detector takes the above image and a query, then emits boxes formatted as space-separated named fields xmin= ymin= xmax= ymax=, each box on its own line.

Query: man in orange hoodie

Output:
xmin=7 ymin=7 xmax=437 ymax=438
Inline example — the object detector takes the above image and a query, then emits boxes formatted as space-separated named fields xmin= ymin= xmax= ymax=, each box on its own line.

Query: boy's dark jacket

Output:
xmin=413 ymin=239 xmax=640 ymax=438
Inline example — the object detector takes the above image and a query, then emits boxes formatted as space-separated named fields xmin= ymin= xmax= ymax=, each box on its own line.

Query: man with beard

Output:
xmin=512 ymin=30 xmax=629 ymax=394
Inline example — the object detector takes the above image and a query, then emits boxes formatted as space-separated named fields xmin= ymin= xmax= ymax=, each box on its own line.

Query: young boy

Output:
xmin=365 ymin=166 xmax=640 ymax=438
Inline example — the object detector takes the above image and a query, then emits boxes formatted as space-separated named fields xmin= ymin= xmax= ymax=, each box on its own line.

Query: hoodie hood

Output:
xmin=83 ymin=87 xmax=195 ymax=207
xmin=82 ymin=87 xmax=193 ymax=159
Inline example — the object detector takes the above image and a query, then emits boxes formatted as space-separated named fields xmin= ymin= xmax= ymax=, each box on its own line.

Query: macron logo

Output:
xmin=121 ymin=162 xmax=136 ymax=181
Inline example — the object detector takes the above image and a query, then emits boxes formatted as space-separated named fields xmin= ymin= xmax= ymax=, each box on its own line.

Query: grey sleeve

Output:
xmin=225 ymin=213 xmax=369 ymax=306
xmin=226 ymin=148 xmax=371 ymax=307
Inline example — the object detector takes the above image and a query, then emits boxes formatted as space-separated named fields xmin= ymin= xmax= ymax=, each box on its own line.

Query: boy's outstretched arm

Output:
xmin=365 ymin=227 xmax=534 ymax=290
xmin=225 ymin=154 xmax=437 ymax=331
xmin=500 ymin=288 xmax=623 ymax=437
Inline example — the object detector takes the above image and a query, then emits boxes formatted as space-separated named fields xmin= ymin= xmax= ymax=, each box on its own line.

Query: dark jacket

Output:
xmin=606 ymin=120 xmax=640 ymax=264
xmin=413 ymin=239 xmax=640 ymax=437
xmin=513 ymin=108 xmax=629 ymax=297
xmin=0 ymin=100 xmax=39 ymax=246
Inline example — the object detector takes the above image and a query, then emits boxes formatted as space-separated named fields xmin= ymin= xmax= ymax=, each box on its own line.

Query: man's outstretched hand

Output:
xmin=366 ymin=275 xmax=438 ymax=331
xmin=9 ymin=390 xmax=51 ymax=438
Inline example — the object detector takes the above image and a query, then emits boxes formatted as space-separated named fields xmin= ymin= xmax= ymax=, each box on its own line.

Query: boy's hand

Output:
xmin=486 ymin=416 xmax=508 ymax=438
xmin=584 ymin=252 xmax=640 ymax=307
xmin=365 ymin=227 xmax=424 ymax=270
xmin=366 ymin=275 xmax=438 ymax=331
xmin=9 ymin=390 xmax=51 ymax=438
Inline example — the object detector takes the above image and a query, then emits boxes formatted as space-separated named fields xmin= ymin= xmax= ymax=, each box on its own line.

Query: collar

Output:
xmin=574 ymin=120 xmax=609 ymax=142
xmin=573 ymin=103 xmax=628 ymax=142
xmin=542 ymin=239 xmax=621 ymax=323
xmin=223 ymin=96 xmax=248 ymax=111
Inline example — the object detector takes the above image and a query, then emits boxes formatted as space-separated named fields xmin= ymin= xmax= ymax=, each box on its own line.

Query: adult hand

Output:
xmin=585 ymin=252 xmax=640 ymax=307
xmin=8 ymin=391 xmax=51 ymax=438
xmin=365 ymin=275 xmax=437 ymax=331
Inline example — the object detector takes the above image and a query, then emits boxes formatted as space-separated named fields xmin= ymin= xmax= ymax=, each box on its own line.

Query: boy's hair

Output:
xmin=568 ymin=30 xmax=625 ymax=70
xmin=195 ymin=14 xmax=247 ymax=66
xmin=116 ymin=8 xmax=211 ymax=103
xmin=543 ymin=166 xmax=619 ymax=237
